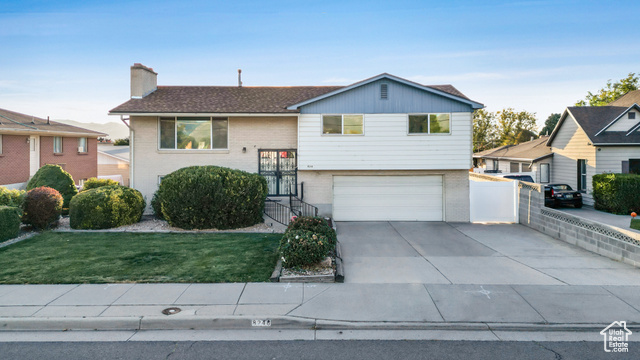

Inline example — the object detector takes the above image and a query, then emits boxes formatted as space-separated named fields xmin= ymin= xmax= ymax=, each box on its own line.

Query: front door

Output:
xmin=29 ymin=135 xmax=40 ymax=176
xmin=259 ymin=150 xmax=297 ymax=196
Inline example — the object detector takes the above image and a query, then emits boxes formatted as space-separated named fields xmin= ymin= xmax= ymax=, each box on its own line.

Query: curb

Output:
xmin=2 ymin=316 xmax=638 ymax=332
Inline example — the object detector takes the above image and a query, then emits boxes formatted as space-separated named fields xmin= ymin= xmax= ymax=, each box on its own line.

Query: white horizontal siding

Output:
xmin=550 ymin=114 xmax=596 ymax=204
xmin=298 ymin=113 xmax=472 ymax=170
xmin=596 ymin=147 xmax=640 ymax=173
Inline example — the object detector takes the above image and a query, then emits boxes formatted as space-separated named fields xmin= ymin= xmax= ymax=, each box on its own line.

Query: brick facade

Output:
xmin=0 ymin=134 xmax=30 ymax=185
xmin=39 ymin=136 xmax=98 ymax=184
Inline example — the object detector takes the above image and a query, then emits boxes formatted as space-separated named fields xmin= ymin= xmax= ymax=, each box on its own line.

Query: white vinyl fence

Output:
xmin=469 ymin=178 xmax=519 ymax=223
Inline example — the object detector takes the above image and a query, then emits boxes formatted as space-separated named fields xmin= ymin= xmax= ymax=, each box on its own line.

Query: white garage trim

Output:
xmin=332 ymin=175 xmax=444 ymax=221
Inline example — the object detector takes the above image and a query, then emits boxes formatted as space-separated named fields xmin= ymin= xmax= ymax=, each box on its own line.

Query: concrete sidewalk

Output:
xmin=0 ymin=282 xmax=639 ymax=334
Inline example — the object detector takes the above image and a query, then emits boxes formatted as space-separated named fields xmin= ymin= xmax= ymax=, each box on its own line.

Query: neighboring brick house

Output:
xmin=110 ymin=64 xmax=483 ymax=221
xmin=0 ymin=108 xmax=105 ymax=188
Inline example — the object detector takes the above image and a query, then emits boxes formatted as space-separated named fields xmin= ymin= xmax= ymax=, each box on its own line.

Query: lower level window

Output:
xmin=53 ymin=136 xmax=63 ymax=153
xmin=159 ymin=117 xmax=228 ymax=150
xmin=577 ymin=159 xmax=587 ymax=192
xmin=540 ymin=163 xmax=550 ymax=183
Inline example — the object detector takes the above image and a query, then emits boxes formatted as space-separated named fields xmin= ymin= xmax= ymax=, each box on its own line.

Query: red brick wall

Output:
xmin=40 ymin=136 xmax=98 ymax=184
xmin=0 ymin=134 xmax=30 ymax=185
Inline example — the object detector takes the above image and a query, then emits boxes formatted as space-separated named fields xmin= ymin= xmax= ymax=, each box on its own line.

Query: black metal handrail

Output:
xmin=264 ymin=199 xmax=293 ymax=226
xmin=289 ymin=184 xmax=318 ymax=218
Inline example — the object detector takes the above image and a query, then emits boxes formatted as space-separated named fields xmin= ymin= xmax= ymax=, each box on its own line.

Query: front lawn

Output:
xmin=631 ymin=218 xmax=640 ymax=231
xmin=0 ymin=232 xmax=280 ymax=284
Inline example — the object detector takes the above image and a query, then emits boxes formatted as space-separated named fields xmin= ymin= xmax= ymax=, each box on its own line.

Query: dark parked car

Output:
xmin=503 ymin=175 xmax=535 ymax=182
xmin=544 ymin=184 xmax=583 ymax=208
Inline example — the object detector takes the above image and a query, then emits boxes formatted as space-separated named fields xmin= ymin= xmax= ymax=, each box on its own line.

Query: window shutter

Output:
xmin=380 ymin=84 xmax=388 ymax=99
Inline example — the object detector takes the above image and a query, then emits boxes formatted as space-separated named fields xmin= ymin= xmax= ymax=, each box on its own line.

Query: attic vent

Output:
xmin=629 ymin=112 xmax=636 ymax=120
xmin=380 ymin=83 xmax=388 ymax=99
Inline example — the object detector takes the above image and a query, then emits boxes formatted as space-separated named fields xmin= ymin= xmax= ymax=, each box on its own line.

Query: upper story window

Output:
xmin=408 ymin=114 xmax=451 ymax=134
xmin=322 ymin=115 xmax=364 ymax=135
xmin=159 ymin=117 xmax=228 ymax=150
xmin=53 ymin=136 xmax=63 ymax=153
xmin=77 ymin=137 xmax=87 ymax=153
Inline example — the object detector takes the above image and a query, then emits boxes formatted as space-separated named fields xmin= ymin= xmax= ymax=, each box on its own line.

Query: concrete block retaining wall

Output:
xmin=517 ymin=182 xmax=640 ymax=268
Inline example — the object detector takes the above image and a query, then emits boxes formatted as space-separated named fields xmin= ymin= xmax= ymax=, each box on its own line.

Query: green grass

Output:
xmin=631 ymin=218 xmax=640 ymax=231
xmin=0 ymin=232 xmax=281 ymax=284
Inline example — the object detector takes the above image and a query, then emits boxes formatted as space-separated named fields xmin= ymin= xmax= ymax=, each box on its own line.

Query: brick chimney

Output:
xmin=130 ymin=63 xmax=157 ymax=99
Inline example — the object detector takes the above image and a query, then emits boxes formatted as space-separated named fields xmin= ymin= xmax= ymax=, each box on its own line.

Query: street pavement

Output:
xmin=0 ymin=222 xmax=639 ymax=341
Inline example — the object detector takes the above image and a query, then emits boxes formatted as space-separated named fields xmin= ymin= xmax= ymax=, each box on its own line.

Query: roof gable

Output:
xmin=547 ymin=106 xmax=640 ymax=146
xmin=286 ymin=73 xmax=483 ymax=111
xmin=596 ymin=103 xmax=640 ymax=134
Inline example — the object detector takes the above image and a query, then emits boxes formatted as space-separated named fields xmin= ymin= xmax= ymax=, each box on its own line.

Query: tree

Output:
xmin=539 ymin=113 xmax=561 ymax=136
xmin=113 ymin=138 xmax=129 ymax=146
xmin=472 ymin=109 xmax=497 ymax=153
xmin=495 ymin=108 xmax=538 ymax=146
xmin=575 ymin=73 xmax=639 ymax=106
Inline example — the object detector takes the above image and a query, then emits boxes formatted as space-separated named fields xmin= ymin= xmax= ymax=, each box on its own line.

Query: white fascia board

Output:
xmin=108 ymin=112 xmax=299 ymax=117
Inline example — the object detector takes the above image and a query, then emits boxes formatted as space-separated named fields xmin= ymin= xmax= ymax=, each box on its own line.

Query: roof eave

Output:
xmin=594 ymin=103 xmax=640 ymax=136
xmin=0 ymin=128 xmax=106 ymax=137
xmin=285 ymin=73 xmax=484 ymax=110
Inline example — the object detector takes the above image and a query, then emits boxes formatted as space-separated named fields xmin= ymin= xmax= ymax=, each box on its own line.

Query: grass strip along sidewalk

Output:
xmin=0 ymin=232 xmax=280 ymax=284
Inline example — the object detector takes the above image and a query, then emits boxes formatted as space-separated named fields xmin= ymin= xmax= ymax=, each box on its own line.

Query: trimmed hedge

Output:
xmin=81 ymin=177 xmax=120 ymax=191
xmin=69 ymin=185 xmax=145 ymax=229
xmin=286 ymin=216 xmax=337 ymax=248
xmin=279 ymin=229 xmax=331 ymax=268
xmin=22 ymin=187 xmax=63 ymax=230
xmin=0 ymin=186 xmax=25 ymax=207
xmin=0 ymin=206 xmax=21 ymax=242
xmin=154 ymin=166 xmax=268 ymax=230
xmin=592 ymin=173 xmax=640 ymax=215
xmin=27 ymin=164 xmax=77 ymax=211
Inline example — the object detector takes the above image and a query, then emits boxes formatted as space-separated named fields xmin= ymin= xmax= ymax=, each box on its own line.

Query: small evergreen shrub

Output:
xmin=0 ymin=186 xmax=25 ymax=207
xmin=592 ymin=173 xmax=640 ymax=214
xmin=69 ymin=185 xmax=145 ymax=230
xmin=81 ymin=177 xmax=120 ymax=191
xmin=286 ymin=216 xmax=337 ymax=248
xmin=279 ymin=229 xmax=332 ymax=267
xmin=154 ymin=166 xmax=268 ymax=230
xmin=27 ymin=164 xmax=77 ymax=211
xmin=22 ymin=187 xmax=63 ymax=230
xmin=0 ymin=206 xmax=21 ymax=242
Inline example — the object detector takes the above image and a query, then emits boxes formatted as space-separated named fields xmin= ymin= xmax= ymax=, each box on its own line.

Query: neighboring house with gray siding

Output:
xmin=473 ymin=136 xmax=553 ymax=183
xmin=110 ymin=64 xmax=483 ymax=222
xmin=547 ymin=90 xmax=640 ymax=205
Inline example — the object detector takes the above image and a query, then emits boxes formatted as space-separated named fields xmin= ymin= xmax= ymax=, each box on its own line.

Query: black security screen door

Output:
xmin=259 ymin=150 xmax=297 ymax=196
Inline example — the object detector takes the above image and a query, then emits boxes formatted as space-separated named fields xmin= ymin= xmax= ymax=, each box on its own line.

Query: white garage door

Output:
xmin=332 ymin=176 xmax=443 ymax=221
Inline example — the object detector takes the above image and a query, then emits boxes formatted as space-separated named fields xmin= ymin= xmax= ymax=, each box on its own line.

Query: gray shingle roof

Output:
xmin=474 ymin=136 xmax=552 ymax=161
xmin=0 ymin=108 xmax=105 ymax=137
xmin=566 ymin=106 xmax=640 ymax=144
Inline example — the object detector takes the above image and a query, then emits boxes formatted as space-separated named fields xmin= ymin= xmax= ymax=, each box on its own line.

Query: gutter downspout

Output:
xmin=120 ymin=115 xmax=133 ymax=188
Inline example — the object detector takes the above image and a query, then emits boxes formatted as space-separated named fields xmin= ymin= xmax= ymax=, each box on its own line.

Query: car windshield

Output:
xmin=551 ymin=185 xmax=572 ymax=191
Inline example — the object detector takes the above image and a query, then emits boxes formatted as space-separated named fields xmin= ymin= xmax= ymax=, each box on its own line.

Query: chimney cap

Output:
xmin=131 ymin=63 xmax=158 ymax=75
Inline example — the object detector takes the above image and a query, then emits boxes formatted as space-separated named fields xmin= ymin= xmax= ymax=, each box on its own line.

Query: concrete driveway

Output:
xmin=336 ymin=222 xmax=640 ymax=285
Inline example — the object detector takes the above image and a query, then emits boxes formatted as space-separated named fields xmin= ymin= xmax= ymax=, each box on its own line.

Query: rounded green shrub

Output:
xmin=0 ymin=206 xmax=21 ymax=242
xmin=286 ymin=216 xmax=337 ymax=248
xmin=81 ymin=177 xmax=120 ymax=191
xmin=154 ymin=166 xmax=268 ymax=230
xmin=279 ymin=229 xmax=331 ymax=267
xmin=22 ymin=187 xmax=63 ymax=230
xmin=0 ymin=186 xmax=25 ymax=207
xmin=27 ymin=164 xmax=77 ymax=211
xmin=69 ymin=185 xmax=145 ymax=229
xmin=593 ymin=173 xmax=640 ymax=214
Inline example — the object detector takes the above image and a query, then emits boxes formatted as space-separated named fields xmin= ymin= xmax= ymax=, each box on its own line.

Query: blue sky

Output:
xmin=1 ymin=0 xmax=638 ymax=128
